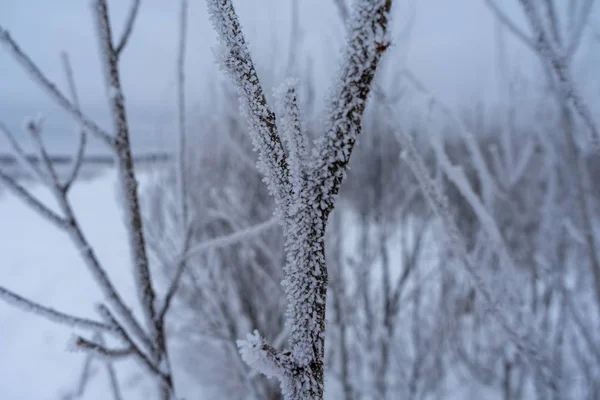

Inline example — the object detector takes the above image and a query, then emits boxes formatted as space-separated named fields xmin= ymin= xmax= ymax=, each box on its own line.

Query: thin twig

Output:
xmin=0 ymin=286 xmax=115 ymax=333
xmin=74 ymin=336 xmax=134 ymax=360
xmin=60 ymin=52 xmax=87 ymax=191
xmin=0 ymin=28 xmax=115 ymax=147
xmin=97 ymin=305 xmax=172 ymax=389
xmin=0 ymin=169 xmax=67 ymax=227
xmin=0 ymin=122 xmax=46 ymax=183
xmin=177 ymin=0 xmax=189 ymax=229
xmin=115 ymin=0 xmax=141 ymax=56
xmin=92 ymin=0 xmax=159 ymax=356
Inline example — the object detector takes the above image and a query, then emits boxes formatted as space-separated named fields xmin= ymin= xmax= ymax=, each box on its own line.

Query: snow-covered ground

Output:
xmin=0 ymin=169 xmax=153 ymax=399
xmin=0 ymin=168 xmax=504 ymax=400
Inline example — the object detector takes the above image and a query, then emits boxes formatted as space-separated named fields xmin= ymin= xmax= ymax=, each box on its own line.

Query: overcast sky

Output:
xmin=0 ymin=0 xmax=598 ymax=153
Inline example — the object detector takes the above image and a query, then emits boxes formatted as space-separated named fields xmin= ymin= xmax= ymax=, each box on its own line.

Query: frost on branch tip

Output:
xmin=237 ymin=330 xmax=292 ymax=380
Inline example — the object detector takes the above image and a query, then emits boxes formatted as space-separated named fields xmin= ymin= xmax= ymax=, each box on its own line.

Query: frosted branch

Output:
xmin=395 ymin=131 xmax=554 ymax=386
xmin=96 ymin=305 xmax=168 ymax=384
xmin=26 ymin=119 xmax=62 ymax=187
xmin=566 ymin=0 xmax=596 ymax=58
xmin=237 ymin=330 xmax=296 ymax=380
xmin=274 ymin=79 xmax=308 ymax=199
xmin=60 ymin=52 xmax=87 ymax=191
xmin=114 ymin=0 xmax=141 ymax=56
xmin=311 ymin=0 xmax=393 ymax=219
xmin=0 ymin=286 xmax=115 ymax=333
xmin=206 ymin=0 xmax=292 ymax=213
xmin=512 ymin=0 xmax=600 ymax=150
xmin=484 ymin=0 xmax=536 ymax=52
xmin=176 ymin=0 xmax=189 ymax=231
xmin=0 ymin=27 xmax=115 ymax=148
xmin=179 ymin=216 xmax=278 ymax=263
xmin=73 ymin=336 xmax=134 ymax=360
xmin=403 ymin=69 xmax=498 ymax=203
xmin=0 ymin=168 xmax=67 ymax=227
xmin=156 ymin=216 xmax=279 ymax=321
xmin=0 ymin=122 xmax=46 ymax=183
xmin=92 ymin=0 xmax=159 ymax=354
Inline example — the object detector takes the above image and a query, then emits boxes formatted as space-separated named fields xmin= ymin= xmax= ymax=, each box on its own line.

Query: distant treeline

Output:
xmin=0 ymin=152 xmax=172 ymax=167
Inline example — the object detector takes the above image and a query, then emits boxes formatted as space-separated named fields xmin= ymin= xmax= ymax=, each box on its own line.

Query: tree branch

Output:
xmin=0 ymin=286 xmax=115 ymax=333
xmin=91 ymin=0 xmax=159 ymax=355
xmin=176 ymin=0 xmax=189 ymax=231
xmin=115 ymin=0 xmax=141 ymax=56
xmin=0 ymin=168 xmax=67 ymax=227
xmin=237 ymin=330 xmax=297 ymax=380
xmin=0 ymin=122 xmax=47 ymax=183
xmin=206 ymin=0 xmax=292 ymax=214
xmin=60 ymin=52 xmax=87 ymax=192
xmin=96 ymin=305 xmax=171 ymax=389
xmin=0 ymin=28 xmax=115 ymax=147
xmin=74 ymin=336 xmax=134 ymax=360
xmin=274 ymin=79 xmax=308 ymax=197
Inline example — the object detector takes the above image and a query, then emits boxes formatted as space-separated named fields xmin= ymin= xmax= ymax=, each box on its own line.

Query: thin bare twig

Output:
xmin=74 ymin=336 xmax=134 ymax=360
xmin=0 ymin=122 xmax=46 ymax=183
xmin=483 ymin=0 xmax=536 ymax=52
xmin=0 ymin=286 xmax=115 ymax=333
xmin=0 ymin=28 xmax=115 ymax=147
xmin=60 ymin=52 xmax=87 ymax=191
xmin=92 ymin=0 xmax=159 ymax=356
xmin=0 ymin=169 xmax=66 ymax=227
xmin=177 ymin=0 xmax=189 ymax=232
xmin=115 ymin=0 xmax=141 ymax=56
xmin=97 ymin=305 xmax=172 ymax=389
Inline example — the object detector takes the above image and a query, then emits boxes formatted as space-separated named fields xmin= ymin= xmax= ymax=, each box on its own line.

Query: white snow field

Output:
xmin=0 ymin=168 xmax=502 ymax=400
xmin=0 ymin=169 xmax=157 ymax=400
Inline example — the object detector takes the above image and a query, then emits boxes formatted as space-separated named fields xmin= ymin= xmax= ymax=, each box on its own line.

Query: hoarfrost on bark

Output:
xmin=206 ymin=0 xmax=392 ymax=398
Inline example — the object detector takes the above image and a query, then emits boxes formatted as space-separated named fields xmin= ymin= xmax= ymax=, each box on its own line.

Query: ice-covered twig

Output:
xmin=565 ymin=0 xmax=595 ymax=58
xmin=486 ymin=0 xmax=600 ymax=150
xmin=176 ymin=0 xmax=189 ymax=231
xmin=518 ymin=0 xmax=600 ymax=150
xmin=60 ymin=52 xmax=87 ymax=192
xmin=179 ymin=216 xmax=278 ymax=263
xmin=73 ymin=336 xmax=134 ymax=360
xmin=0 ymin=27 xmax=115 ymax=148
xmin=207 ymin=0 xmax=393 ymax=397
xmin=395 ymin=130 xmax=555 ymax=387
xmin=237 ymin=330 xmax=296 ymax=380
xmin=484 ymin=0 xmax=536 ymax=52
xmin=2 ymin=113 xmax=153 ymax=357
xmin=96 ymin=305 xmax=169 ymax=386
xmin=311 ymin=0 xmax=393 ymax=218
xmin=26 ymin=119 xmax=62 ymax=187
xmin=0 ymin=169 xmax=66 ymax=227
xmin=155 ymin=216 xmax=280 ymax=321
xmin=114 ymin=0 xmax=141 ymax=56
xmin=62 ymin=351 xmax=95 ymax=399
xmin=0 ymin=122 xmax=46 ymax=183
xmin=0 ymin=286 xmax=115 ymax=333
xmin=206 ymin=0 xmax=292 ymax=213
xmin=92 ymin=0 xmax=159 ymax=358
xmin=274 ymin=79 xmax=308 ymax=199
xmin=105 ymin=358 xmax=124 ymax=400
xmin=403 ymin=69 xmax=498 ymax=204
xmin=156 ymin=226 xmax=193 ymax=325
